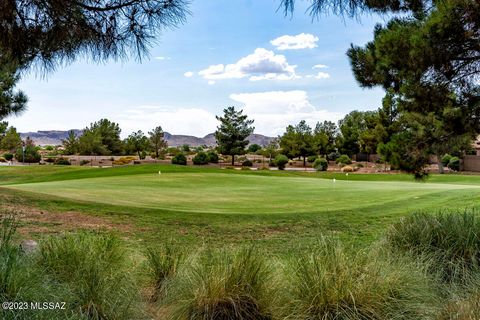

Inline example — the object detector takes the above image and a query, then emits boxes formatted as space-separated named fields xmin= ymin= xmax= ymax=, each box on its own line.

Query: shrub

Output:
xmin=54 ymin=157 xmax=71 ymax=165
xmin=144 ymin=243 xmax=184 ymax=302
xmin=113 ymin=157 xmax=135 ymax=166
xmin=307 ymin=155 xmax=318 ymax=163
xmin=44 ymin=157 xmax=55 ymax=163
xmin=242 ymin=159 xmax=253 ymax=167
xmin=3 ymin=153 xmax=13 ymax=161
xmin=448 ymin=156 xmax=460 ymax=171
xmin=284 ymin=238 xmax=438 ymax=320
xmin=140 ymin=150 xmax=147 ymax=160
xmin=192 ymin=152 xmax=209 ymax=165
xmin=385 ymin=211 xmax=480 ymax=282
xmin=80 ymin=160 xmax=90 ymax=166
xmin=166 ymin=247 xmax=275 ymax=320
xmin=225 ymin=166 xmax=234 ymax=170
xmin=441 ymin=154 xmax=452 ymax=167
xmin=39 ymin=232 xmax=141 ymax=319
xmin=336 ymin=154 xmax=352 ymax=166
xmin=206 ymin=151 xmax=219 ymax=163
xmin=274 ymin=154 xmax=289 ymax=170
xmin=172 ymin=153 xmax=187 ymax=165
xmin=313 ymin=158 xmax=328 ymax=171
xmin=327 ymin=152 xmax=340 ymax=161
xmin=241 ymin=166 xmax=251 ymax=170
xmin=0 ymin=157 xmax=5 ymax=163
xmin=341 ymin=165 xmax=354 ymax=172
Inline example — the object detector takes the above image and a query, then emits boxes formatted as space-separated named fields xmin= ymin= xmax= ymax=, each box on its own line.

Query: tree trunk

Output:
xmin=231 ymin=154 xmax=235 ymax=166
xmin=303 ymin=156 xmax=306 ymax=168
xmin=438 ymin=154 xmax=445 ymax=174
xmin=137 ymin=150 xmax=141 ymax=158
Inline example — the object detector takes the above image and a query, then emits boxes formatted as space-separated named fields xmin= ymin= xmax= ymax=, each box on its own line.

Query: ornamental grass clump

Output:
xmin=384 ymin=211 xmax=480 ymax=282
xmin=39 ymin=231 xmax=142 ymax=320
xmin=283 ymin=238 xmax=439 ymax=320
xmin=165 ymin=247 xmax=275 ymax=320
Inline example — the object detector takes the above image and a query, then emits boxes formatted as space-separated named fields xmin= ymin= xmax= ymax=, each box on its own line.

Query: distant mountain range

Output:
xmin=20 ymin=130 xmax=275 ymax=147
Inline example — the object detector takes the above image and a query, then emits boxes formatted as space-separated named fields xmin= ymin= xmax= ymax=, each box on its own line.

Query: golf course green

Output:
xmin=2 ymin=164 xmax=480 ymax=253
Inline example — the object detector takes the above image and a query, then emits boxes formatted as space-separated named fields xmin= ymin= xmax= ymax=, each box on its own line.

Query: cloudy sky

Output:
xmin=8 ymin=0 xmax=387 ymax=137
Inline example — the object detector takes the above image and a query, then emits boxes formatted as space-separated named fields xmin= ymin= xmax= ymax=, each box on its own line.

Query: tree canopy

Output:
xmin=1 ymin=0 xmax=189 ymax=71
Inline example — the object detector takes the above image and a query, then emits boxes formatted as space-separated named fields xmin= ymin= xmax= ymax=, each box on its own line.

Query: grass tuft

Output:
xmin=39 ymin=231 xmax=142 ymax=320
xmin=283 ymin=238 xmax=439 ymax=320
xmin=165 ymin=247 xmax=275 ymax=320
xmin=144 ymin=242 xmax=184 ymax=301
xmin=385 ymin=210 xmax=480 ymax=282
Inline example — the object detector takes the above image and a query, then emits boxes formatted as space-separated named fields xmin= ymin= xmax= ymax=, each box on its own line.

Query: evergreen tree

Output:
xmin=215 ymin=106 xmax=254 ymax=166
xmin=1 ymin=126 xmax=22 ymax=152
xmin=62 ymin=130 xmax=79 ymax=155
xmin=279 ymin=120 xmax=315 ymax=167
xmin=0 ymin=63 xmax=28 ymax=120
xmin=148 ymin=126 xmax=168 ymax=158
xmin=126 ymin=131 xmax=150 ymax=158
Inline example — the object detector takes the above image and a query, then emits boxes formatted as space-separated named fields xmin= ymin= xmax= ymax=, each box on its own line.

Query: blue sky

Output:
xmin=9 ymin=0 xmax=387 ymax=137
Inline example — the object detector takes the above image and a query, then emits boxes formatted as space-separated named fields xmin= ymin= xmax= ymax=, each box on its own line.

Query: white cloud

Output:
xmin=229 ymin=90 xmax=343 ymax=135
xmin=208 ymin=80 xmax=215 ymax=85
xmin=154 ymin=56 xmax=171 ymax=60
xmin=115 ymin=106 xmax=217 ymax=137
xmin=313 ymin=64 xmax=328 ymax=69
xmin=198 ymin=48 xmax=298 ymax=82
xmin=184 ymin=71 xmax=194 ymax=78
xmin=270 ymin=33 xmax=319 ymax=50
xmin=306 ymin=71 xmax=331 ymax=79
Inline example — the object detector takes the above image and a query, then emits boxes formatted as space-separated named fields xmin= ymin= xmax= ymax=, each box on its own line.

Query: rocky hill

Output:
xmin=20 ymin=130 xmax=275 ymax=147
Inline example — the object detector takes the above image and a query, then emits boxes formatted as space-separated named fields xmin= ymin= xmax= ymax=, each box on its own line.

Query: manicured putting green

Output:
xmin=7 ymin=171 xmax=480 ymax=214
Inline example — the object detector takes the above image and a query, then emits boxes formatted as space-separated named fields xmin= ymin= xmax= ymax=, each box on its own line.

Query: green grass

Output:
xmin=2 ymin=164 xmax=480 ymax=254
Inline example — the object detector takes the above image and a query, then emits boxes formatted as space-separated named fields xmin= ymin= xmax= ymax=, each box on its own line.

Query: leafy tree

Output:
xmin=247 ymin=144 xmax=261 ymax=153
xmin=215 ymin=106 xmax=254 ymax=166
xmin=1 ymin=126 xmax=22 ymax=152
xmin=62 ymin=130 xmax=79 ymax=155
xmin=78 ymin=129 xmax=108 ymax=155
xmin=148 ymin=126 xmax=167 ymax=158
xmin=15 ymin=137 xmax=40 ymax=163
xmin=313 ymin=121 xmax=337 ymax=156
xmin=126 ymin=131 xmax=150 ymax=158
xmin=78 ymin=119 xmax=122 ymax=155
xmin=279 ymin=120 xmax=315 ymax=167
xmin=337 ymin=111 xmax=376 ymax=157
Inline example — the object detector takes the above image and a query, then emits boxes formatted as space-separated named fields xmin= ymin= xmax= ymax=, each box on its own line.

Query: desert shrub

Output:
xmin=241 ymin=166 xmax=251 ymax=170
xmin=274 ymin=155 xmax=289 ymax=170
xmin=167 ymin=147 xmax=181 ymax=156
xmin=80 ymin=160 xmax=90 ymax=166
xmin=307 ymin=155 xmax=318 ymax=163
xmin=336 ymin=154 xmax=352 ymax=166
xmin=0 ymin=157 xmax=5 ymax=163
xmin=341 ymin=165 xmax=354 ymax=172
xmin=355 ymin=163 xmax=364 ymax=168
xmin=441 ymin=154 xmax=452 ymax=167
xmin=172 ymin=153 xmax=187 ymax=165
xmin=448 ymin=157 xmax=460 ymax=171
xmin=43 ymin=157 xmax=55 ymax=163
xmin=3 ymin=153 xmax=13 ymax=161
xmin=113 ymin=157 xmax=135 ymax=166
xmin=284 ymin=238 xmax=438 ymax=320
xmin=242 ymin=159 xmax=253 ymax=167
xmin=313 ymin=158 xmax=328 ymax=171
xmin=165 ymin=247 xmax=275 ymax=320
xmin=144 ymin=243 xmax=184 ymax=302
xmin=54 ymin=157 xmax=71 ymax=165
xmin=206 ymin=151 xmax=219 ymax=163
xmin=192 ymin=152 xmax=209 ymax=165
xmin=385 ymin=211 xmax=480 ymax=282
xmin=39 ymin=232 xmax=141 ymax=320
